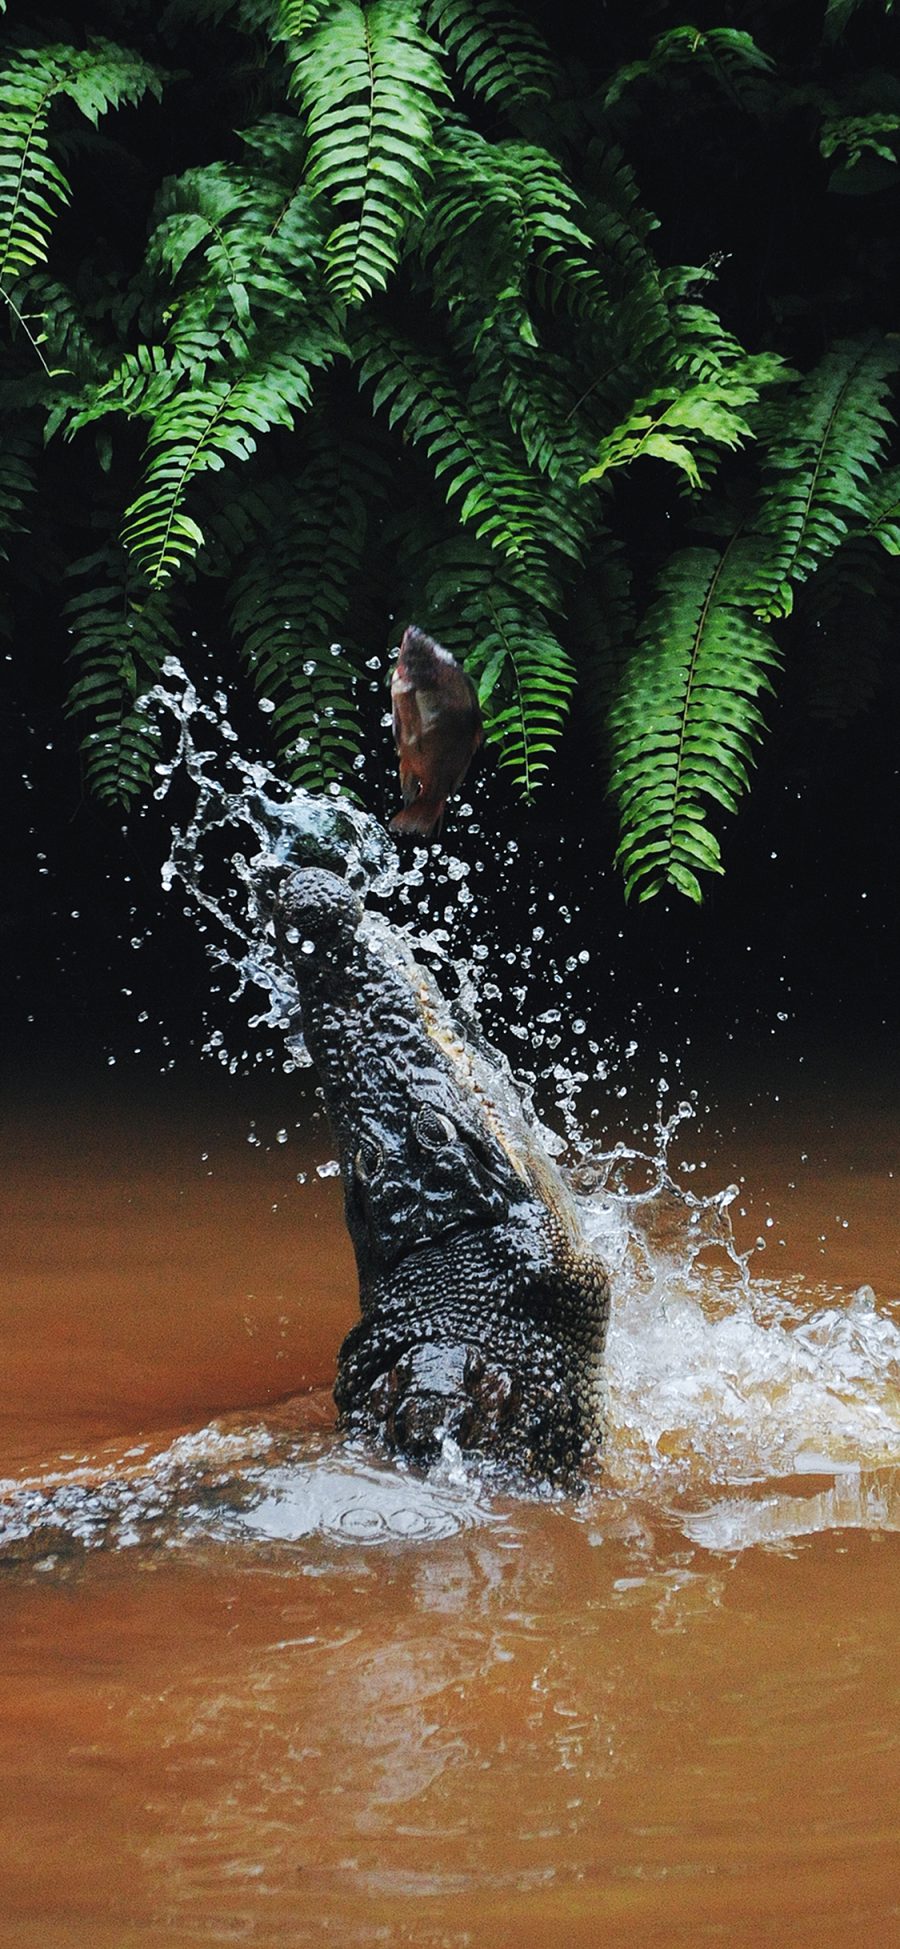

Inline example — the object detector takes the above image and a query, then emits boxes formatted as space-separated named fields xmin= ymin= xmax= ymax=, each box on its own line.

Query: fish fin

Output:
xmin=397 ymin=755 xmax=419 ymax=805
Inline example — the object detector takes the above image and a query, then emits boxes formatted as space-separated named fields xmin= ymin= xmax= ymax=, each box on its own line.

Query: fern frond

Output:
xmin=5 ymin=270 xmax=102 ymax=385
xmin=0 ymin=40 xmax=162 ymax=283
xmin=504 ymin=141 xmax=606 ymax=315
xmin=750 ymin=334 xmax=900 ymax=620
xmin=800 ymin=537 xmax=892 ymax=724
xmin=55 ymin=37 xmax=164 ymax=126
xmin=582 ymin=147 xmax=672 ymax=377
xmin=609 ymin=540 xmax=781 ymax=902
xmin=666 ymin=278 xmax=792 ymax=394
xmin=0 ymin=423 xmax=38 ymax=556
xmin=64 ymin=548 xmax=181 ymax=804
xmin=145 ymin=155 xmax=330 ymax=370
xmin=289 ymin=0 xmax=448 ymax=305
xmin=820 ymin=110 xmax=900 ymax=169
xmin=163 ymin=0 xmax=279 ymax=29
xmin=419 ymin=124 xmax=605 ymax=351
xmin=418 ymin=123 xmax=530 ymax=327
xmin=404 ymin=536 xmax=575 ymax=794
xmin=581 ymin=380 xmax=759 ymax=492
xmin=0 ymin=49 xmax=73 ymax=283
xmin=478 ymin=600 xmax=576 ymax=795
xmin=581 ymin=293 xmax=791 ymax=493
xmin=423 ymin=0 xmax=556 ymax=112
xmin=354 ymin=324 xmax=564 ymax=579
xmin=571 ymin=542 xmax=636 ymax=726
xmin=226 ymin=443 xmax=382 ymax=790
xmin=604 ymin=26 xmax=774 ymax=114
xmin=473 ymin=331 xmax=593 ymax=485
xmin=863 ymin=464 xmax=900 ymax=552
xmin=277 ymin=0 xmax=330 ymax=36
xmin=121 ymin=341 xmax=336 ymax=584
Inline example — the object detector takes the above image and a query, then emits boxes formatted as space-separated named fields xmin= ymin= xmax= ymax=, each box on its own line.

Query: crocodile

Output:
xmin=276 ymin=868 xmax=610 ymax=1489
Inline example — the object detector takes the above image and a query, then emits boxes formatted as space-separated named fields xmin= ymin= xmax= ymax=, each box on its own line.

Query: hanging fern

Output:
xmin=118 ymin=341 xmax=337 ymax=583
xmin=0 ymin=423 xmax=38 ymax=554
xmin=609 ymin=540 xmax=782 ymax=902
xmin=604 ymin=25 xmax=775 ymax=114
xmin=824 ymin=0 xmax=895 ymax=42
xmin=581 ymin=380 xmax=760 ymax=491
xmin=64 ymin=546 xmax=182 ymax=803
xmin=819 ymin=110 xmax=900 ymax=170
xmin=409 ymin=534 xmax=576 ymax=795
xmin=226 ymin=443 xmax=383 ymax=788
xmin=0 ymin=39 xmax=162 ymax=283
xmin=353 ymin=323 xmax=565 ymax=581
xmin=862 ymin=463 xmax=900 ymax=553
xmin=285 ymin=0 xmax=448 ymax=306
xmin=800 ymin=536 xmax=893 ymax=724
xmin=749 ymin=334 xmax=900 ymax=619
xmin=422 ymin=0 xmax=557 ymax=114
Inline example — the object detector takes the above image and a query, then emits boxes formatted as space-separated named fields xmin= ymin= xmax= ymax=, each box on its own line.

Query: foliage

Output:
xmin=0 ymin=1 xmax=898 ymax=901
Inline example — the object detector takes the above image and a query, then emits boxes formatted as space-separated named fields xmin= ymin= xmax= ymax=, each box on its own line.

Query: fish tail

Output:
xmin=389 ymin=798 xmax=446 ymax=839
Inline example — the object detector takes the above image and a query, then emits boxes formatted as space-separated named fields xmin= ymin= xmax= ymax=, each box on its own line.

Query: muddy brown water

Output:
xmin=1 ymin=1052 xmax=898 ymax=1948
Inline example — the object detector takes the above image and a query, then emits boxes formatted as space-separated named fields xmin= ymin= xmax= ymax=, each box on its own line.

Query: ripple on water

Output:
xmin=231 ymin=1448 xmax=504 ymax=1547
xmin=0 ymin=1424 xmax=506 ymax=1567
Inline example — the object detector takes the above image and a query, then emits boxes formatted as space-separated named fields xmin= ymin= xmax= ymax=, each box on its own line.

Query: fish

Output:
xmin=389 ymin=624 xmax=483 ymax=839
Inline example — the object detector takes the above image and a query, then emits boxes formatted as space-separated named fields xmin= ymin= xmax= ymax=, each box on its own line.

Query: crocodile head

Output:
xmin=276 ymin=868 xmax=610 ymax=1488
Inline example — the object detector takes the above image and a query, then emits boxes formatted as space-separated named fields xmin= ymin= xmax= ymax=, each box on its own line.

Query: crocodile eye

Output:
xmin=415 ymin=1107 xmax=456 ymax=1151
xmin=354 ymin=1135 xmax=384 ymax=1182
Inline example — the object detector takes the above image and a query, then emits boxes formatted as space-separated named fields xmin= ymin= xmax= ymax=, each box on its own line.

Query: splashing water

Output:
xmin=3 ymin=662 xmax=896 ymax=1560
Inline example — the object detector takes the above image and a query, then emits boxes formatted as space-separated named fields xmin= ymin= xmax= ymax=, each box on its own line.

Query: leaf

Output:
xmin=609 ymin=540 xmax=782 ymax=902
xmin=749 ymin=334 xmax=900 ymax=619
xmin=64 ymin=546 xmax=181 ymax=805
xmin=288 ymin=0 xmax=448 ymax=305
xmin=121 ymin=343 xmax=336 ymax=584
xmin=422 ymin=0 xmax=557 ymax=113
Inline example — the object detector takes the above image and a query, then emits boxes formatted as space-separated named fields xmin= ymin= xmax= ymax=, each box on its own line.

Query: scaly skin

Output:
xmin=277 ymin=869 xmax=610 ymax=1489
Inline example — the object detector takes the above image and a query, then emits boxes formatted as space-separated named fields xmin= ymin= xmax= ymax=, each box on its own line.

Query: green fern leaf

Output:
xmin=820 ymin=110 xmax=900 ymax=169
xmin=0 ymin=40 xmax=162 ymax=283
xmin=604 ymin=26 xmax=774 ymax=114
xmin=354 ymin=323 xmax=565 ymax=580
xmin=64 ymin=548 xmax=181 ymax=805
xmin=423 ymin=0 xmax=557 ymax=112
xmin=571 ymin=542 xmax=636 ymax=728
xmin=800 ymin=537 xmax=892 ymax=725
xmin=750 ymin=334 xmax=900 ymax=620
xmin=288 ymin=0 xmax=448 ymax=305
xmin=0 ymin=49 xmax=73 ymax=283
xmin=227 ymin=444 xmax=382 ymax=790
xmin=467 ymin=590 xmax=575 ymax=797
xmin=581 ymin=380 xmax=759 ymax=491
xmin=145 ymin=153 xmax=331 ymax=370
xmin=823 ymin=0 xmax=894 ymax=42
xmin=0 ymin=423 xmax=38 ymax=556
xmin=408 ymin=537 xmax=575 ymax=795
xmin=609 ymin=540 xmax=781 ymax=902
xmin=862 ymin=464 xmax=900 ymax=552
xmin=277 ymin=0 xmax=330 ymax=36
xmin=580 ymin=148 xmax=672 ymax=381
xmin=121 ymin=343 xmax=335 ymax=584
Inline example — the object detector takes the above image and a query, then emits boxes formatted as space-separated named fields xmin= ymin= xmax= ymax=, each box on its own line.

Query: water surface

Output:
xmin=1 ymin=1054 xmax=898 ymax=1947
